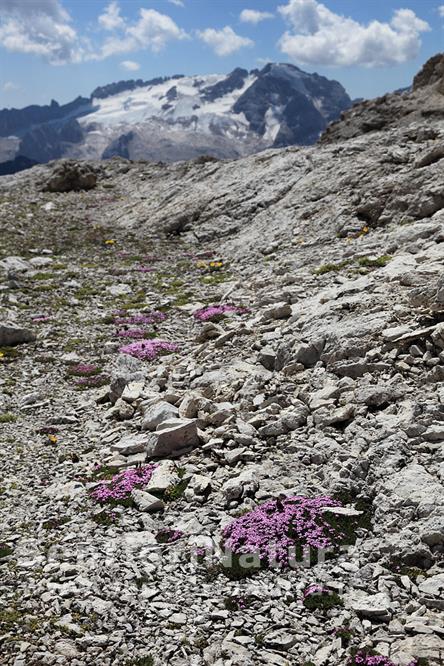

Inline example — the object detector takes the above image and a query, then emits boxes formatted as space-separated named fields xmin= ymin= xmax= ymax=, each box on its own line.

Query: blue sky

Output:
xmin=0 ymin=0 xmax=443 ymax=108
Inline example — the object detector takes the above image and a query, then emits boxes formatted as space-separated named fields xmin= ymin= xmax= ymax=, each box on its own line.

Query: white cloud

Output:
xmin=2 ymin=81 xmax=20 ymax=92
xmin=120 ymin=59 xmax=140 ymax=71
xmin=438 ymin=5 xmax=444 ymax=17
xmin=100 ymin=7 xmax=187 ymax=57
xmin=167 ymin=0 xmax=185 ymax=7
xmin=0 ymin=1 xmax=186 ymax=64
xmin=240 ymin=9 xmax=274 ymax=24
xmin=99 ymin=1 xmax=125 ymax=31
xmin=197 ymin=26 xmax=253 ymax=56
xmin=278 ymin=0 xmax=430 ymax=67
xmin=0 ymin=0 xmax=82 ymax=64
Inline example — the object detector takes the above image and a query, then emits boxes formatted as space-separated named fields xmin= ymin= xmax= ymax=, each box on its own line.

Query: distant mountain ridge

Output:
xmin=0 ymin=64 xmax=352 ymax=171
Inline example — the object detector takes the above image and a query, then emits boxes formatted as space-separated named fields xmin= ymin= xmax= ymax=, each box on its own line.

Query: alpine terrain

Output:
xmin=0 ymin=64 xmax=351 ymax=169
xmin=0 ymin=53 xmax=443 ymax=666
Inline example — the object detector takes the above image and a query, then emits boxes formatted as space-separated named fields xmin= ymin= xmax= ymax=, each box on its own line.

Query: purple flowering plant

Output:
xmin=155 ymin=528 xmax=184 ymax=544
xmin=303 ymin=584 xmax=330 ymax=598
xmin=193 ymin=304 xmax=250 ymax=322
xmin=221 ymin=495 xmax=357 ymax=574
xmin=348 ymin=652 xmax=422 ymax=666
xmin=116 ymin=328 xmax=157 ymax=339
xmin=32 ymin=315 xmax=50 ymax=323
xmin=67 ymin=363 xmax=102 ymax=377
xmin=73 ymin=374 xmax=109 ymax=389
xmin=302 ymin=583 xmax=343 ymax=611
xmin=114 ymin=311 xmax=166 ymax=326
xmin=91 ymin=465 xmax=157 ymax=505
xmin=119 ymin=339 xmax=178 ymax=361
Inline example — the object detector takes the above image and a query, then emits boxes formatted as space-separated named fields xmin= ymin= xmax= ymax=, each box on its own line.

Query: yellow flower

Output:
xmin=0 ymin=352 xmax=4 ymax=358
xmin=195 ymin=260 xmax=208 ymax=269
xmin=105 ymin=239 xmax=116 ymax=245
xmin=48 ymin=434 xmax=58 ymax=444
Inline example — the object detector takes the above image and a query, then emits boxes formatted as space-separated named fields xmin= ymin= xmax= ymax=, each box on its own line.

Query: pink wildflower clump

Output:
xmin=74 ymin=374 xmax=109 ymax=389
xmin=348 ymin=653 xmax=420 ymax=666
xmin=193 ymin=304 xmax=250 ymax=322
xmin=67 ymin=363 xmax=101 ymax=377
xmin=114 ymin=311 xmax=166 ymax=326
xmin=303 ymin=584 xmax=330 ymax=598
xmin=91 ymin=465 xmax=157 ymax=504
xmin=32 ymin=315 xmax=50 ymax=323
xmin=116 ymin=328 xmax=154 ymax=339
xmin=155 ymin=528 xmax=184 ymax=544
xmin=119 ymin=339 xmax=178 ymax=361
xmin=222 ymin=495 xmax=345 ymax=568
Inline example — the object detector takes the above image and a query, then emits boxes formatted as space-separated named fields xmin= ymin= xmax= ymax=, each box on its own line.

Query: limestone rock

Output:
xmin=0 ymin=323 xmax=36 ymax=347
xmin=145 ymin=419 xmax=199 ymax=458
xmin=42 ymin=160 xmax=97 ymax=192
xmin=141 ymin=401 xmax=179 ymax=431
xmin=131 ymin=489 xmax=165 ymax=512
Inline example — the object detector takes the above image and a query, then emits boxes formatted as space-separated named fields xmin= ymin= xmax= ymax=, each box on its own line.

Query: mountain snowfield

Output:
xmin=77 ymin=71 xmax=265 ymax=161
xmin=0 ymin=64 xmax=352 ymax=167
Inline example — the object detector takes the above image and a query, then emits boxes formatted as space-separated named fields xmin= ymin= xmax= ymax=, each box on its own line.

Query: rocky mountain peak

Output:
xmin=0 ymin=63 xmax=352 ymax=170
xmin=413 ymin=52 xmax=444 ymax=92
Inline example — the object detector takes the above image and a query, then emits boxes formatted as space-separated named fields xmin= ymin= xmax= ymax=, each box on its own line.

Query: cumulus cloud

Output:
xmin=438 ymin=5 xmax=444 ymax=17
xmin=98 ymin=1 xmax=125 ymax=31
xmin=100 ymin=7 xmax=187 ymax=58
xmin=120 ymin=60 xmax=140 ymax=71
xmin=0 ymin=0 xmax=82 ymax=64
xmin=197 ymin=26 xmax=253 ymax=56
xmin=240 ymin=9 xmax=274 ymax=24
xmin=0 ymin=0 xmax=186 ymax=64
xmin=278 ymin=0 xmax=430 ymax=67
xmin=167 ymin=0 xmax=185 ymax=6
xmin=2 ymin=81 xmax=20 ymax=92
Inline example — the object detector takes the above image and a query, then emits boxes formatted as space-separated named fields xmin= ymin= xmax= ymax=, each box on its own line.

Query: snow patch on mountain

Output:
xmin=0 ymin=64 xmax=352 ymax=168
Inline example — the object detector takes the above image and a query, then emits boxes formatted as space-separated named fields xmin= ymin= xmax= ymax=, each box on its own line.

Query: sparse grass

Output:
xmin=63 ymin=338 xmax=82 ymax=351
xmin=125 ymin=656 xmax=154 ymax=666
xmin=163 ymin=478 xmax=189 ymax=501
xmin=173 ymin=292 xmax=193 ymax=306
xmin=87 ymin=465 xmax=119 ymax=481
xmin=315 ymin=260 xmax=351 ymax=275
xmin=357 ymin=255 xmax=391 ymax=268
xmin=75 ymin=286 xmax=99 ymax=300
xmin=42 ymin=517 xmax=70 ymax=530
xmin=91 ymin=510 xmax=117 ymax=526
xmin=200 ymin=272 xmax=232 ymax=286
xmin=0 ymin=413 xmax=17 ymax=424
xmin=303 ymin=590 xmax=343 ymax=611
xmin=0 ymin=544 xmax=13 ymax=558
xmin=316 ymin=255 xmax=391 ymax=275
xmin=0 ymin=607 xmax=22 ymax=630
xmin=0 ymin=346 xmax=21 ymax=362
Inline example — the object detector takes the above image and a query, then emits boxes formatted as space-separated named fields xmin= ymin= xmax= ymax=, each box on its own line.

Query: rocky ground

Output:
xmin=0 ymin=56 xmax=443 ymax=666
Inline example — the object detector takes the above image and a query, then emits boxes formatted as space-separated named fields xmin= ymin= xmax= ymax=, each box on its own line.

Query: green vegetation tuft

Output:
xmin=0 ymin=413 xmax=17 ymax=424
xmin=357 ymin=255 xmax=391 ymax=268
xmin=125 ymin=656 xmax=154 ymax=666
xmin=315 ymin=260 xmax=351 ymax=275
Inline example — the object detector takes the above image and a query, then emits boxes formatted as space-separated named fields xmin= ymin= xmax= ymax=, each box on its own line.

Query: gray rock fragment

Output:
xmin=0 ymin=323 xmax=36 ymax=347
